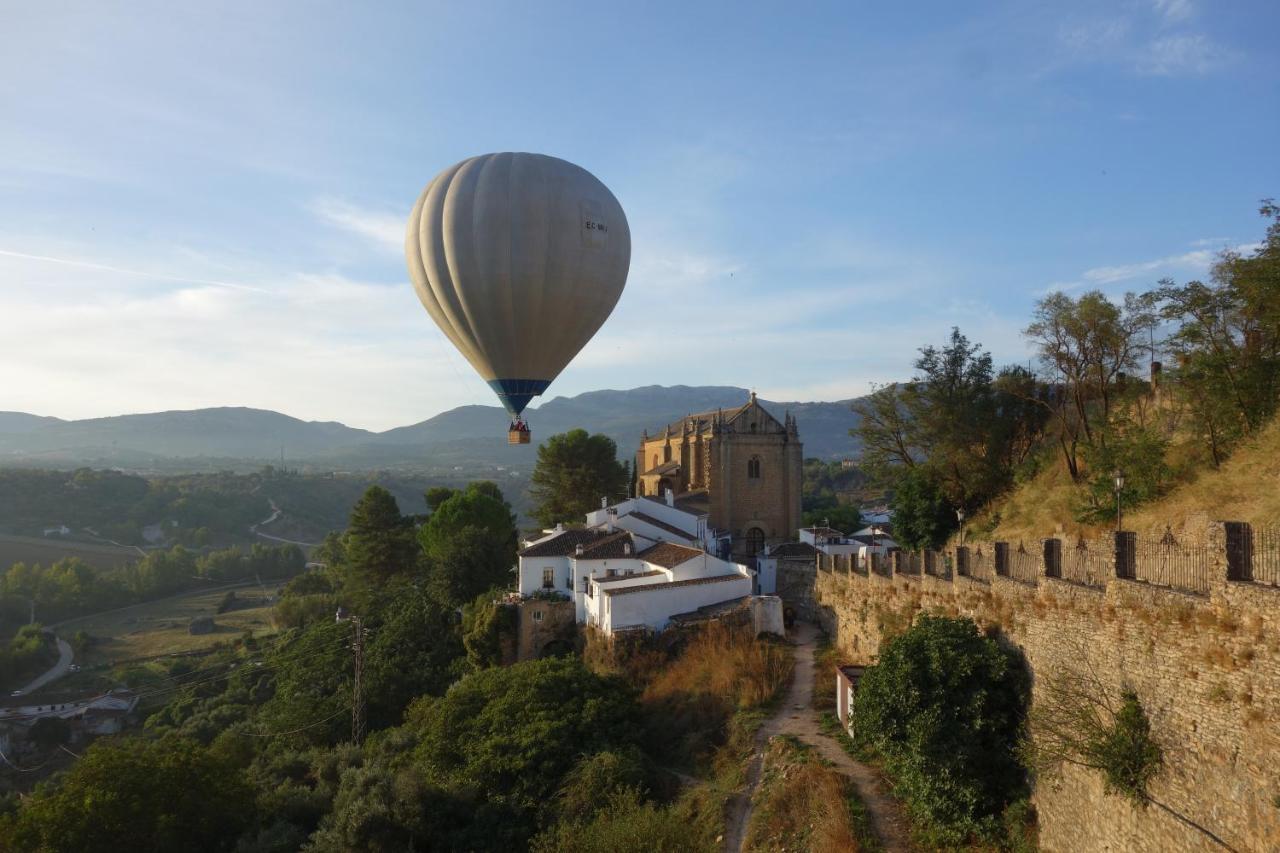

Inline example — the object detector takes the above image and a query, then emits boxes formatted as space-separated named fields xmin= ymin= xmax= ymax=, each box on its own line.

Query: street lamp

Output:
xmin=956 ymin=508 xmax=966 ymax=545
xmin=1113 ymin=469 xmax=1125 ymax=532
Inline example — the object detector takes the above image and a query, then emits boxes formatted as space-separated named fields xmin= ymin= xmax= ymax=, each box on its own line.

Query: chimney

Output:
xmin=555 ymin=522 xmax=565 ymax=533
xmin=665 ymin=488 xmax=675 ymax=507
xmin=624 ymin=541 xmax=632 ymax=555
xmin=575 ymin=544 xmax=584 ymax=557
xmin=606 ymin=507 xmax=618 ymax=533
xmin=601 ymin=496 xmax=608 ymax=509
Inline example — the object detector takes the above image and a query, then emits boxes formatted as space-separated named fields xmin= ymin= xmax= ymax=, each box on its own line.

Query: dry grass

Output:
xmin=971 ymin=413 xmax=1280 ymax=546
xmin=744 ymin=736 xmax=870 ymax=853
xmin=642 ymin=622 xmax=793 ymax=711
xmin=56 ymin=584 xmax=282 ymax=664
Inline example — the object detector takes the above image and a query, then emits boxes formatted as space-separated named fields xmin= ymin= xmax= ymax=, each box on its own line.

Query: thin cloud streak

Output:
xmin=311 ymin=198 xmax=405 ymax=253
xmin=0 ymin=248 xmax=270 ymax=294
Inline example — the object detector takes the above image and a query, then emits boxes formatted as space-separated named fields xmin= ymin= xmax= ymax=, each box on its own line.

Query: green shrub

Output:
xmin=1091 ymin=690 xmax=1163 ymax=804
xmin=852 ymin=615 xmax=1030 ymax=843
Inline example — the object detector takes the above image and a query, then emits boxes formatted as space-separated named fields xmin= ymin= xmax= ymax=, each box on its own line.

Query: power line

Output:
xmin=351 ymin=616 xmax=366 ymax=746
xmin=235 ymin=704 xmax=352 ymax=739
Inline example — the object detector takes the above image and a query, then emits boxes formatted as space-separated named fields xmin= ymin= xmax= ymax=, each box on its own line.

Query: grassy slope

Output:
xmin=974 ymin=415 xmax=1280 ymax=544
xmin=57 ymin=584 xmax=283 ymax=664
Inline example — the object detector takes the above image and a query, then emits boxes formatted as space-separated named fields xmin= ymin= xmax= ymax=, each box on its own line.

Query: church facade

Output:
xmin=636 ymin=392 xmax=802 ymax=558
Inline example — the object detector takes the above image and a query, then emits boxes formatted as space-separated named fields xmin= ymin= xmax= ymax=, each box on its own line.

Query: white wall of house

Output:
xmin=518 ymin=555 xmax=571 ymax=596
xmin=600 ymin=575 xmax=753 ymax=632
xmin=755 ymin=556 xmax=777 ymax=595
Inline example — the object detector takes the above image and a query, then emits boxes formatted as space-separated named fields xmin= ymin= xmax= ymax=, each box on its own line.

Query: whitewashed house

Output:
xmin=517 ymin=499 xmax=754 ymax=634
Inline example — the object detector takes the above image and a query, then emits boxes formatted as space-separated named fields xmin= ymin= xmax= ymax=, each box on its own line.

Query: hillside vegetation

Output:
xmin=857 ymin=201 xmax=1279 ymax=548
xmin=977 ymin=414 xmax=1280 ymax=542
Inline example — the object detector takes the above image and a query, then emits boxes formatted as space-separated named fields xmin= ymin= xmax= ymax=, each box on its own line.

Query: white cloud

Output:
xmin=310 ymin=198 xmax=405 ymax=253
xmin=1150 ymin=0 xmax=1194 ymax=24
xmin=1046 ymin=242 xmax=1260 ymax=293
xmin=0 ymin=245 xmax=475 ymax=430
xmin=1081 ymin=249 xmax=1214 ymax=284
xmin=1138 ymin=34 xmax=1225 ymax=75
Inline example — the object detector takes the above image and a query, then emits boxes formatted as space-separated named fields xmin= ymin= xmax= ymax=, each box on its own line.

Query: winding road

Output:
xmin=723 ymin=622 xmax=913 ymax=853
xmin=12 ymin=636 xmax=74 ymax=697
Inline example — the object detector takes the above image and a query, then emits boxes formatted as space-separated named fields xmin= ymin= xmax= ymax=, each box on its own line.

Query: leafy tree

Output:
xmin=424 ymin=486 xmax=458 ymax=512
xmin=854 ymin=329 xmax=1045 ymax=516
xmin=853 ymin=616 xmax=1030 ymax=842
xmin=1024 ymin=290 xmax=1154 ymax=480
xmin=890 ymin=467 xmax=955 ymax=550
xmin=419 ymin=482 xmax=517 ymax=606
xmin=530 ymin=429 xmax=628 ymax=527
xmin=461 ymin=591 xmax=516 ymax=669
xmin=343 ymin=486 xmax=415 ymax=591
xmin=1072 ymin=421 xmax=1170 ymax=524
xmin=364 ymin=583 xmax=465 ymax=728
xmin=0 ymin=737 xmax=254 ymax=853
xmin=307 ymin=762 xmax=463 ymax=853
xmin=408 ymin=656 xmax=640 ymax=847
xmin=1153 ymin=202 xmax=1280 ymax=464
xmin=257 ymin=620 xmax=353 ymax=747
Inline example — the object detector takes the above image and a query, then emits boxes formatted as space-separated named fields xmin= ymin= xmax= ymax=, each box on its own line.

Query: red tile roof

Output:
xmin=636 ymin=541 xmax=705 ymax=568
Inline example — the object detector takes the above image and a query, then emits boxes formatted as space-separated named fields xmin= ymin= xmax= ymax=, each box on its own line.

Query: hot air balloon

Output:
xmin=405 ymin=152 xmax=631 ymax=444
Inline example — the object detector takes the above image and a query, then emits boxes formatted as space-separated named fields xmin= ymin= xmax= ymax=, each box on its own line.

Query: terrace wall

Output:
xmin=813 ymin=522 xmax=1280 ymax=853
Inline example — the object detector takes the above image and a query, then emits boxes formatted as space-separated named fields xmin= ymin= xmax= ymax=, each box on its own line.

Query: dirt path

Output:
xmin=723 ymin=622 xmax=913 ymax=853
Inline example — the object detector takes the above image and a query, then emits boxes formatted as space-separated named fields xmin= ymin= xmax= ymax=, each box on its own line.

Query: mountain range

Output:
xmin=0 ymin=386 xmax=864 ymax=472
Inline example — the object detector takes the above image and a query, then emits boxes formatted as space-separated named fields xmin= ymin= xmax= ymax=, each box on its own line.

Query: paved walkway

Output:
xmin=723 ymin=622 xmax=913 ymax=853
xmin=13 ymin=637 xmax=74 ymax=696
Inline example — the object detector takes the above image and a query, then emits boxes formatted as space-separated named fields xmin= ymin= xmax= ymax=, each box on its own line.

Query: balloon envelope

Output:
xmin=405 ymin=152 xmax=631 ymax=416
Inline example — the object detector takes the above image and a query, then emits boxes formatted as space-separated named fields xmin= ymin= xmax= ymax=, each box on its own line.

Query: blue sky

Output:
xmin=2 ymin=0 xmax=1276 ymax=430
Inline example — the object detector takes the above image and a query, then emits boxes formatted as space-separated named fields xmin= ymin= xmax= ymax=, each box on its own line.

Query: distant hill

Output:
xmin=0 ymin=387 xmax=864 ymax=471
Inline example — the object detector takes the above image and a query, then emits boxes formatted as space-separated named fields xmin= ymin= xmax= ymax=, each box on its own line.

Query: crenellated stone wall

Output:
xmin=812 ymin=525 xmax=1280 ymax=853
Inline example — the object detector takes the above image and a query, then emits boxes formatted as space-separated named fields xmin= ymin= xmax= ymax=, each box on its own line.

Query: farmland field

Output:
xmin=0 ymin=533 xmax=141 ymax=571
xmin=56 ymin=583 xmax=285 ymax=664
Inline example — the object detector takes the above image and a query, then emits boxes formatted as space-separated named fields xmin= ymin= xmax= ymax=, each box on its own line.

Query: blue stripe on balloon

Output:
xmin=487 ymin=378 xmax=552 ymax=416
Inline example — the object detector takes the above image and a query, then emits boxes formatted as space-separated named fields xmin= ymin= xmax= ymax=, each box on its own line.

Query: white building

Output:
xmin=799 ymin=524 xmax=897 ymax=558
xmin=517 ymin=502 xmax=753 ymax=634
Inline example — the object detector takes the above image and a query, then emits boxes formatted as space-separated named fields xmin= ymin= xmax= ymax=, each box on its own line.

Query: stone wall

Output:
xmin=515 ymin=598 xmax=577 ymax=662
xmin=777 ymin=556 xmax=819 ymax=621
xmin=812 ymin=528 xmax=1280 ymax=853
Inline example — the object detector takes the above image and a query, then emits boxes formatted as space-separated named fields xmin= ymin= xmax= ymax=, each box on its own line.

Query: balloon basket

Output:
xmin=508 ymin=429 xmax=531 ymax=445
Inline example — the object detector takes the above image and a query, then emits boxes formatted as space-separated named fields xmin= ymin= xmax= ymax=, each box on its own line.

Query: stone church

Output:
xmin=636 ymin=392 xmax=802 ymax=558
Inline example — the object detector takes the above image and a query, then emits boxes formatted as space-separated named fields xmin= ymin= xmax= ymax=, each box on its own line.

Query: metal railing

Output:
xmin=966 ymin=544 xmax=995 ymax=583
xmin=1247 ymin=523 xmax=1280 ymax=587
xmin=1002 ymin=541 xmax=1040 ymax=585
xmin=1131 ymin=528 xmax=1210 ymax=595
xmin=1062 ymin=538 xmax=1110 ymax=588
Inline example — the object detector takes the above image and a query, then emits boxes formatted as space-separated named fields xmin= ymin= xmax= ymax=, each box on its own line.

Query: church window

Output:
xmin=748 ymin=456 xmax=762 ymax=479
xmin=745 ymin=527 xmax=765 ymax=556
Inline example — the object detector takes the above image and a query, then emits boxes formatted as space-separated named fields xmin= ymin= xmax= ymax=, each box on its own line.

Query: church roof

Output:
xmin=644 ymin=460 xmax=681 ymax=476
xmin=647 ymin=393 xmax=786 ymax=439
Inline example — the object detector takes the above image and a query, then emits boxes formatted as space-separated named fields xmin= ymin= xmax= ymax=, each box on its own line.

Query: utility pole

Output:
xmin=351 ymin=616 xmax=366 ymax=745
